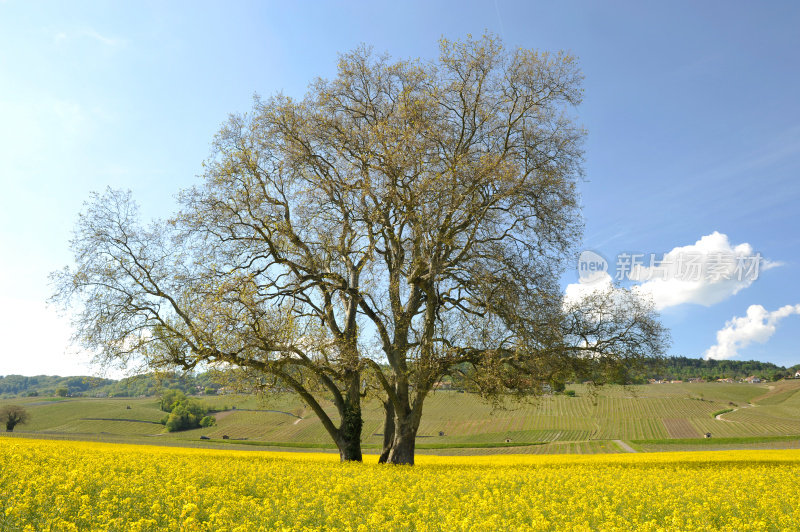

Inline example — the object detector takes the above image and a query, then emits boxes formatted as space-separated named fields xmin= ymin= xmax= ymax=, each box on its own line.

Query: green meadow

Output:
xmin=3 ymin=380 xmax=800 ymax=454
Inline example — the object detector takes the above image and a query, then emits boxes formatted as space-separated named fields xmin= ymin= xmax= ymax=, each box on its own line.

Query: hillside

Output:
xmin=3 ymin=379 xmax=800 ymax=454
xmin=3 ymin=356 xmax=798 ymax=399
xmin=0 ymin=372 xmax=221 ymax=398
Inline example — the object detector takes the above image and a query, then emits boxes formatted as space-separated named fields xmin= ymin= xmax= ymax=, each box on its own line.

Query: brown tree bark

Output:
xmin=377 ymin=398 xmax=395 ymax=463
xmin=336 ymin=402 xmax=363 ymax=462
xmin=386 ymin=416 xmax=418 ymax=465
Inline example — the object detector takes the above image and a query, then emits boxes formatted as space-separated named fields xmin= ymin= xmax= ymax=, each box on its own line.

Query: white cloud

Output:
xmin=564 ymin=232 xmax=780 ymax=311
xmin=704 ymin=304 xmax=800 ymax=360
xmin=564 ymin=249 xmax=623 ymax=309
xmin=630 ymin=232 xmax=779 ymax=310
xmin=563 ymin=270 xmax=614 ymax=307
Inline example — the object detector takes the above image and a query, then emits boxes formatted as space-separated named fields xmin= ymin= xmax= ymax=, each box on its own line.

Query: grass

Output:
xmin=198 ymin=438 xmax=548 ymax=450
xmin=416 ymin=441 xmax=546 ymax=450
xmin=630 ymin=435 xmax=800 ymax=446
xmin=4 ymin=379 xmax=800 ymax=454
xmin=201 ymin=439 xmax=337 ymax=449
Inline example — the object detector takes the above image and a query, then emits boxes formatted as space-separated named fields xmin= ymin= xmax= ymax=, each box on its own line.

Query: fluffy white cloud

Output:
xmin=630 ymin=232 xmax=778 ymax=310
xmin=565 ymin=232 xmax=779 ymax=311
xmin=563 ymin=250 xmax=617 ymax=307
xmin=704 ymin=304 xmax=800 ymax=360
xmin=563 ymin=270 xmax=614 ymax=307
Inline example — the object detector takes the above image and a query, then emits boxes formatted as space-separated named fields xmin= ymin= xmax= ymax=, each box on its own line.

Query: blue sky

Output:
xmin=1 ymin=1 xmax=798 ymax=376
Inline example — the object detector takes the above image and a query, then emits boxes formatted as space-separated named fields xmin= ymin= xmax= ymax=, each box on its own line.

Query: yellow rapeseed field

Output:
xmin=1 ymin=438 xmax=799 ymax=531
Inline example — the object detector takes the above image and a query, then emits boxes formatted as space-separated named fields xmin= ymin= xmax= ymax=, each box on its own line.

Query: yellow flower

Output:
xmin=1 ymin=437 xmax=800 ymax=531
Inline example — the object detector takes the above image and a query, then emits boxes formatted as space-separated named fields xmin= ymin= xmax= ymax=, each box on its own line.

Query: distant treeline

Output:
xmin=634 ymin=356 xmax=799 ymax=382
xmin=0 ymin=375 xmax=116 ymax=396
xmin=0 ymin=372 xmax=224 ymax=398
xmin=2 ymin=357 xmax=798 ymax=397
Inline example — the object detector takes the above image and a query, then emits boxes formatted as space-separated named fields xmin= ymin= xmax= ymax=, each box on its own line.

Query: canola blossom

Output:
xmin=1 ymin=438 xmax=800 ymax=531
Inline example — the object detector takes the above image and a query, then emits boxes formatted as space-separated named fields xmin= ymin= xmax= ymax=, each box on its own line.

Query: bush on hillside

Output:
xmin=160 ymin=389 xmax=187 ymax=412
xmin=159 ymin=390 xmax=214 ymax=432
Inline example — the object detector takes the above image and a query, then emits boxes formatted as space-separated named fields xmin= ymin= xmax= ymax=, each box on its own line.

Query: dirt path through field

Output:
xmin=614 ymin=440 xmax=637 ymax=453
xmin=716 ymin=403 xmax=754 ymax=422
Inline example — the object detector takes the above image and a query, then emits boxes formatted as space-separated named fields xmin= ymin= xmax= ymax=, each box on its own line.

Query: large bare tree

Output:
xmin=52 ymin=35 xmax=668 ymax=464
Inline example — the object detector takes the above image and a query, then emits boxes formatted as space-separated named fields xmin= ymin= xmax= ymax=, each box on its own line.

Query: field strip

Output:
xmin=613 ymin=440 xmax=637 ymax=453
xmin=218 ymin=408 xmax=302 ymax=418
xmin=663 ymin=417 xmax=701 ymax=438
xmin=80 ymin=418 xmax=162 ymax=424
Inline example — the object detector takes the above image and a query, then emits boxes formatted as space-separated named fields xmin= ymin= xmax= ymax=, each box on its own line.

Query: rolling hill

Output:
xmin=3 ymin=379 xmax=800 ymax=454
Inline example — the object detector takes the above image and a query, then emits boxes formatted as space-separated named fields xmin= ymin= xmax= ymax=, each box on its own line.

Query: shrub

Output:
xmin=200 ymin=416 xmax=216 ymax=428
xmin=160 ymin=389 xmax=186 ymax=413
xmin=163 ymin=397 xmax=211 ymax=432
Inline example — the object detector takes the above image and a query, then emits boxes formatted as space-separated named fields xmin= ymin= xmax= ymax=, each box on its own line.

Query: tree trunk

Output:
xmin=378 ymin=399 xmax=395 ymax=464
xmin=337 ymin=434 xmax=362 ymax=462
xmin=337 ymin=383 xmax=363 ymax=462
xmin=386 ymin=417 xmax=417 ymax=465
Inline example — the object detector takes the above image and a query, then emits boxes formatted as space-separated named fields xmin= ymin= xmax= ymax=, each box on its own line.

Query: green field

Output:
xmin=3 ymin=380 xmax=800 ymax=454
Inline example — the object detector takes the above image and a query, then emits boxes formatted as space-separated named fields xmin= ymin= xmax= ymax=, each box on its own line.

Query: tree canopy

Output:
xmin=1 ymin=405 xmax=30 ymax=432
xmin=52 ymin=35 xmax=668 ymax=464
